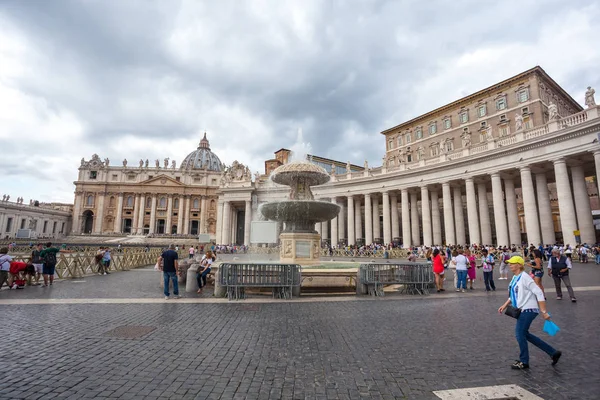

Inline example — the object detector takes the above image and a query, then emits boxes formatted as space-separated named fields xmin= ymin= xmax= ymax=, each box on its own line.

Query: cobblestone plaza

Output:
xmin=1 ymin=262 xmax=599 ymax=400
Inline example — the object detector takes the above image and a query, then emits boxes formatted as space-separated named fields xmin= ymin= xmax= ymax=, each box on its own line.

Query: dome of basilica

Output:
xmin=180 ymin=133 xmax=224 ymax=172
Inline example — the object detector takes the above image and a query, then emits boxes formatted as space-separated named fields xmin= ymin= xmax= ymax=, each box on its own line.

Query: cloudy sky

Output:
xmin=1 ymin=0 xmax=599 ymax=203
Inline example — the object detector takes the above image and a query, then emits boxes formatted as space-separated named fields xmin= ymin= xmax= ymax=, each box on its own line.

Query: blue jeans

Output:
xmin=483 ymin=271 xmax=495 ymax=291
xmin=456 ymin=270 xmax=467 ymax=289
xmin=163 ymin=271 xmax=179 ymax=297
xmin=515 ymin=311 xmax=557 ymax=364
xmin=196 ymin=268 xmax=211 ymax=289
xmin=595 ymin=254 xmax=600 ymax=264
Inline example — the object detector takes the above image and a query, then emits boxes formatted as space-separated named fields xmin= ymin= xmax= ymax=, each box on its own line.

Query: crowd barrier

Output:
xmin=218 ymin=263 xmax=301 ymax=300
xmin=359 ymin=263 xmax=434 ymax=296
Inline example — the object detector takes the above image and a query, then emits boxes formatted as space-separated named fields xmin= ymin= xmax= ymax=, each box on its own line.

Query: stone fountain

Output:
xmin=260 ymin=161 xmax=340 ymax=265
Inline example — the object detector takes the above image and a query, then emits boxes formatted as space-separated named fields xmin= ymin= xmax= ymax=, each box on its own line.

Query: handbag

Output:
xmin=504 ymin=305 xmax=521 ymax=319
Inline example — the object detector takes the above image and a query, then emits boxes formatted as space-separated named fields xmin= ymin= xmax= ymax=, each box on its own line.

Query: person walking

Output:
xmin=159 ymin=244 xmax=180 ymax=300
xmin=189 ymin=246 xmax=195 ymax=259
xmin=31 ymin=243 xmax=44 ymax=285
xmin=547 ymin=249 xmax=577 ymax=302
xmin=102 ymin=248 xmax=111 ymax=275
xmin=39 ymin=242 xmax=67 ymax=287
xmin=432 ymin=248 xmax=445 ymax=293
xmin=0 ymin=247 xmax=12 ymax=290
xmin=451 ymin=249 xmax=469 ymax=292
xmin=499 ymin=248 xmax=510 ymax=280
xmin=498 ymin=256 xmax=562 ymax=370
xmin=529 ymin=249 xmax=545 ymax=298
xmin=465 ymin=248 xmax=477 ymax=290
xmin=480 ymin=249 xmax=496 ymax=291
xmin=95 ymin=247 xmax=105 ymax=275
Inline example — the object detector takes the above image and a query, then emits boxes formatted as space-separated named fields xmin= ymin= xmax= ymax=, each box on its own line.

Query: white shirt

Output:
xmin=452 ymin=254 xmax=469 ymax=270
xmin=0 ymin=254 xmax=12 ymax=271
xmin=510 ymin=271 xmax=545 ymax=310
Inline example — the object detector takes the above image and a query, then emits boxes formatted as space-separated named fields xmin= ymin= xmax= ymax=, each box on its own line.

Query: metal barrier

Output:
xmin=359 ymin=262 xmax=434 ymax=296
xmin=219 ymin=263 xmax=301 ymax=300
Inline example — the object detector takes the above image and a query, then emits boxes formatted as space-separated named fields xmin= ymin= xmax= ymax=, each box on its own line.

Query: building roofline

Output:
xmin=308 ymin=154 xmax=365 ymax=170
xmin=380 ymin=66 xmax=583 ymax=135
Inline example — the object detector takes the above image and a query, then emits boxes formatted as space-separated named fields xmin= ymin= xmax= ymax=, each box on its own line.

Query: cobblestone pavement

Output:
xmin=1 ymin=264 xmax=599 ymax=399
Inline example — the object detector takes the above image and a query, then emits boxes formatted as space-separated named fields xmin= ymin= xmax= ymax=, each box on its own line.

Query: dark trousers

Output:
xmin=0 ymin=270 xmax=8 ymax=289
xmin=196 ymin=268 xmax=211 ymax=288
xmin=552 ymin=275 xmax=575 ymax=299
xmin=515 ymin=311 xmax=557 ymax=364
xmin=483 ymin=271 xmax=495 ymax=291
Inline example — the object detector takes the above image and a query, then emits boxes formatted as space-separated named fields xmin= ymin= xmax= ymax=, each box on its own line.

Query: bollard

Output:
xmin=213 ymin=264 xmax=227 ymax=298
xmin=185 ymin=264 xmax=200 ymax=293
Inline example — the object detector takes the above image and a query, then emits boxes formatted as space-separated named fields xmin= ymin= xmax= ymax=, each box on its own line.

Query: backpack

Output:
xmin=44 ymin=250 xmax=57 ymax=265
xmin=502 ymin=253 xmax=510 ymax=263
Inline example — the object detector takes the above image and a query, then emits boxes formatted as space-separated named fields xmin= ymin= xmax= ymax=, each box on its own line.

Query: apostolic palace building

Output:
xmin=1 ymin=66 xmax=599 ymax=249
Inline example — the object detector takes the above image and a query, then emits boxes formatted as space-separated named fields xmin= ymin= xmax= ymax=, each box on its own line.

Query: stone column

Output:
xmin=114 ymin=194 xmax=124 ymax=233
xmin=183 ymin=197 xmax=191 ymax=235
xmin=594 ymin=150 xmax=600 ymax=198
xmin=431 ymin=190 xmax=442 ymax=245
xmin=200 ymin=196 xmax=207 ymax=234
xmin=535 ymin=173 xmax=556 ymax=245
xmin=72 ymin=192 xmax=83 ymax=234
xmin=571 ymin=165 xmax=595 ymax=244
xmin=442 ymin=183 xmax=455 ymax=245
xmin=166 ymin=196 xmax=173 ymax=235
xmin=382 ymin=191 xmax=391 ymax=245
xmin=137 ymin=194 xmax=146 ymax=234
xmin=478 ymin=183 xmax=492 ymax=245
xmin=401 ymin=189 xmax=411 ymax=248
xmin=215 ymin=200 xmax=223 ymax=243
xmin=94 ymin=192 xmax=105 ymax=234
xmin=491 ymin=173 xmax=509 ymax=247
xmin=391 ymin=194 xmax=399 ymax=240
xmin=410 ymin=191 xmax=419 ymax=246
xmin=519 ymin=167 xmax=541 ymax=246
xmin=321 ymin=221 xmax=329 ymax=241
xmin=331 ymin=197 xmax=339 ymax=246
xmin=338 ymin=200 xmax=346 ymax=244
xmin=222 ymin=201 xmax=231 ymax=244
xmin=244 ymin=200 xmax=252 ymax=246
xmin=149 ymin=195 xmax=157 ymax=234
xmin=453 ymin=185 xmax=466 ymax=245
xmin=132 ymin=195 xmax=140 ymax=234
xmin=554 ymin=159 xmax=578 ymax=246
xmin=315 ymin=222 xmax=321 ymax=235
xmin=177 ymin=197 xmax=185 ymax=235
xmin=354 ymin=197 xmax=362 ymax=243
xmin=347 ymin=196 xmax=355 ymax=245
xmin=504 ymin=177 xmax=521 ymax=247
xmin=364 ymin=194 xmax=373 ymax=245
xmin=372 ymin=196 xmax=380 ymax=242
xmin=465 ymin=178 xmax=480 ymax=245
xmin=420 ymin=186 xmax=432 ymax=246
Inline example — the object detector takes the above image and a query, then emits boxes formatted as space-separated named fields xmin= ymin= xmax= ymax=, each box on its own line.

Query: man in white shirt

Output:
xmin=0 ymin=247 xmax=13 ymax=290
xmin=547 ymin=249 xmax=576 ymax=302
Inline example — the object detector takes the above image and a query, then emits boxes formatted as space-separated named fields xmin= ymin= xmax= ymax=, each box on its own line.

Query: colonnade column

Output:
xmin=183 ymin=197 xmax=191 ymax=235
xmin=535 ymin=173 xmax=556 ymax=245
xmin=477 ymin=183 xmax=492 ymax=245
xmin=244 ymin=200 xmax=252 ymax=246
xmin=390 ymin=194 xmax=399 ymax=240
xmin=166 ymin=196 xmax=173 ymax=235
xmin=215 ymin=201 xmax=223 ymax=243
xmin=338 ymin=201 xmax=346 ymax=244
xmin=504 ymin=177 xmax=521 ymax=247
xmin=222 ymin=201 xmax=231 ymax=244
xmin=200 ymin=197 xmax=207 ymax=234
xmin=553 ymin=159 xmax=578 ymax=246
xmin=347 ymin=196 xmax=355 ymax=245
xmin=491 ymin=173 xmax=509 ymax=247
xmin=420 ymin=186 xmax=432 ymax=246
xmin=431 ymin=190 xmax=442 ymax=245
xmin=372 ymin=196 xmax=380 ymax=242
xmin=594 ymin=150 xmax=600 ymax=198
xmin=410 ymin=191 xmax=419 ymax=246
xmin=132 ymin=195 xmax=140 ymax=234
xmin=114 ymin=194 xmax=124 ymax=233
xmin=519 ymin=167 xmax=541 ymax=246
xmin=177 ymin=197 xmax=184 ymax=235
xmin=354 ymin=197 xmax=362 ymax=243
xmin=316 ymin=222 xmax=321 ymax=235
xmin=364 ymin=194 xmax=373 ymax=245
xmin=453 ymin=186 xmax=466 ymax=245
xmin=571 ymin=165 xmax=595 ymax=244
xmin=94 ymin=193 xmax=105 ymax=234
xmin=401 ymin=189 xmax=411 ymax=248
xmin=464 ymin=178 xmax=480 ymax=245
xmin=331 ymin=197 xmax=339 ymax=246
xmin=382 ymin=191 xmax=391 ymax=245
xmin=442 ymin=183 xmax=455 ymax=245
xmin=149 ymin=195 xmax=157 ymax=234
xmin=137 ymin=194 xmax=145 ymax=234
xmin=321 ymin=221 xmax=329 ymax=241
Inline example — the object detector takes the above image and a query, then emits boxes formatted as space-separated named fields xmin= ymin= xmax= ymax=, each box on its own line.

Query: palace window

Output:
xmin=431 ymin=145 xmax=439 ymax=157
xmin=145 ymin=198 xmax=152 ymax=208
xmin=518 ymin=89 xmax=529 ymax=103
xmin=127 ymin=174 xmax=136 ymax=181
xmin=388 ymin=140 xmax=393 ymax=150
xmin=52 ymin=221 xmax=57 ymax=234
xmin=210 ymin=200 xmax=216 ymax=210
xmin=112 ymin=174 xmax=118 ymax=181
xmin=5 ymin=217 xmax=12 ymax=232
xmin=89 ymin=171 xmax=97 ymax=180
xmin=86 ymin=195 xmax=94 ymax=206
xmin=20 ymin=219 xmax=26 ymax=230
xmin=500 ymin=126 xmax=509 ymax=136
xmin=397 ymin=136 xmax=402 ymax=146
xmin=522 ymin=107 xmax=529 ymax=115
xmin=499 ymin=114 xmax=507 ymax=122
xmin=444 ymin=118 xmax=451 ymax=130
xmin=159 ymin=197 xmax=167 ymax=208
xmin=429 ymin=123 xmax=437 ymax=135
xmin=459 ymin=112 xmax=469 ymax=124
xmin=174 ymin=198 xmax=179 ymax=209
xmin=126 ymin=196 xmax=134 ymax=207
xmin=109 ymin=196 xmax=115 ymax=207
xmin=478 ymin=104 xmax=487 ymax=117
xmin=416 ymin=127 xmax=423 ymax=139
xmin=445 ymin=140 xmax=454 ymax=152
xmin=175 ymin=177 xmax=181 ymax=182
xmin=406 ymin=153 xmax=412 ymax=163
xmin=43 ymin=221 xmax=48 ymax=234
xmin=524 ymin=116 xmax=532 ymax=129
xmin=405 ymin=133 xmax=411 ymax=144
xmin=496 ymin=97 xmax=507 ymax=110
xmin=480 ymin=121 xmax=487 ymax=129
xmin=193 ymin=199 xmax=200 ymax=209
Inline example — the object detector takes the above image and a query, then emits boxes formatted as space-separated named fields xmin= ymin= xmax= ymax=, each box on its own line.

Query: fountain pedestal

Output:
xmin=279 ymin=232 xmax=321 ymax=266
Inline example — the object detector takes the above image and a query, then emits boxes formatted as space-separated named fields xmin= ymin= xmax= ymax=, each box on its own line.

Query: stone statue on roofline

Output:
xmin=164 ymin=158 xmax=169 ymax=168
xmin=548 ymin=102 xmax=559 ymax=120
xmin=515 ymin=113 xmax=524 ymax=131
xmin=123 ymin=159 xmax=128 ymax=167
xmin=171 ymin=160 xmax=176 ymax=169
xmin=145 ymin=159 xmax=149 ymax=168
xmin=155 ymin=159 xmax=160 ymax=168
xmin=364 ymin=160 xmax=369 ymax=170
xmin=104 ymin=158 xmax=110 ymax=167
xmin=346 ymin=161 xmax=351 ymax=174
xmin=585 ymin=86 xmax=596 ymax=108
xmin=139 ymin=159 xmax=144 ymax=168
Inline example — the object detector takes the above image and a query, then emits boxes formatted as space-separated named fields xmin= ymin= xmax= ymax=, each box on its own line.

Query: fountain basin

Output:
xmin=260 ymin=201 xmax=340 ymax=232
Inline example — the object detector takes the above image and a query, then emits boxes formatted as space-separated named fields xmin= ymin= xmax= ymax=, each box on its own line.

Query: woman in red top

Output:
xmin=432 ymin=248 xmax=446 ymax=292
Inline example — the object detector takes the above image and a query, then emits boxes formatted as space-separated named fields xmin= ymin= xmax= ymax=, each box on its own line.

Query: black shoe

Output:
xmin=511 ymin=361 xmax=529 ymax=370
xmin=571 ymin=298 xmax=577 ymax=303
xmin=552 ymin=351 xmax=562 ymax=366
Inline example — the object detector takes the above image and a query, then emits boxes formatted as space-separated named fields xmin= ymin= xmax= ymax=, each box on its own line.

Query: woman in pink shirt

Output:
xmin=465 ymin=248 xmax=477 ymax=290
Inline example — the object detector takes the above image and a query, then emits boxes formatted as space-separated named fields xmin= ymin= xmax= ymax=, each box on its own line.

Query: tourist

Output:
xmin=465 ymin=248 xmax=477 ymax=290
xmin=102 ymin=248 xmax=111 ymax=275
xmin=451 ymin=248 xmax=468 ymax=292
xmin=189 ymin=246 xmax=195 ymax=259
xmin=95 ymin=247 xmax=105 ymax=275
xmin=159 ymin=244 xmax=180 ymax=300
xmin=39 ymin=242 xmax=67 ymax=287
xmin=499 ymin=247 xmax=510 ymax=280
xmin=480 ymin=249 xmax=496 ymax=291
xmin=31 ymin=243 xmax=44 ymax=285
xmin=529 ymin=249 xmax=545 ymax=298
xmin=579 ymin=245 xmax=588 ymax=263
xmin=431 ymin=248 xmax=445 ymax=292
xmin=594 ymin=244 xmax=600 ymax=265
xmin=197 ymin=250 xmax=215 ymax=293
xmin=547 ymin=249 xmax=576 ymax=302
xmin=0 ymin=247 xmax=12 ymax=290
xmin=564 ymin=245 xmax=572 ymax=260
xmin=498 ymin=256 xmax=561 ymax=370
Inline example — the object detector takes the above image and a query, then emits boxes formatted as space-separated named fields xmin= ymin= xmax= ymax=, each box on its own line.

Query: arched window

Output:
xmin=159 ymin=197 xmax=167 ymax=208
xmin=126 ymin=196 xmax=134 ymax=207
xmin=145 ymin=198 xmax=152 ymax=208
xmin=174 ymin=198 xmax=179 ymax=209
xmin=193 ymin=198 xmax=200 ymax=209
xmin=210 ymin=200 xmax=216 ymax=210
xmin=86 ymin=195 xmax=94 ymax=206
xmin=109 ymin=196 xmax=115 ymax=207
